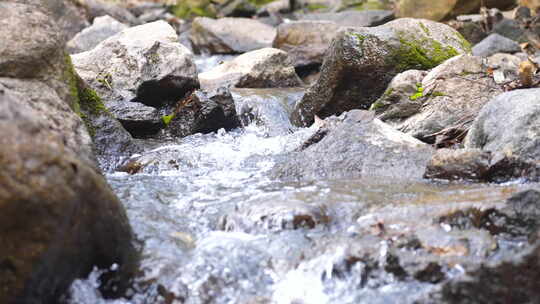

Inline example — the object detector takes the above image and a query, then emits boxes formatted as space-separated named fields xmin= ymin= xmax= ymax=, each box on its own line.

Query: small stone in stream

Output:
xmin=163 ymin=88 xmax=240 ymax=138
xmin=414 ymin=262 xmax=446 ymax=283
xmin=472 ymin=33 xmax=521 ymax=57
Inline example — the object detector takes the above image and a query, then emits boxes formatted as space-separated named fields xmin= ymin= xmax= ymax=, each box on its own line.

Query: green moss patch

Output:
xmin=63 ymin=54 xmax=82 ymax=115
xmin=307 ymin=3 xmax=328 ymax=11
xmin=170 ymin=0 xmax=216 ymax=19
xmin=409 ymin=83 xmax=424 ymax=101
xmin=419 ymin=22 xmax=430 ymax=36
xmin=162 ymin=113 xmax=175 ymax=126
xmin=392 ymin=32 xmax=460 ymax=72
xmin=247 ymin=0 xmax=275 ymax=6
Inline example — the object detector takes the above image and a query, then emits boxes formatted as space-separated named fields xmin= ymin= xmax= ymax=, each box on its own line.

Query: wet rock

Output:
xmin=296 ymin=10 xmax=395 ymax=27
xmin=85 ymin=0 xmax=140 ymax=25
xmin=273 ymin=21 xmax=340 ymax=67
xmin=67 ymin=15 xmax=129 ymax=54
xmin=396 ymin=0 xmax=515 ymax=21
xmin=291 ymin=18 xmax=471 ymax=126
xmin=416 ymin=227 xmax=497 ymax=258
xmin=199 ymin=48 xmax=302 ymax=90
xmin=374 ymin=55 xmax=503 ymax=144
xmin=435 ymin=190 xmax=540 ymax=303
xmin=108 ymin=100 xmax=163 ymax=138
xmin=220 ymin=200 xmax=329 ymax=232
xmin=438 ymin=190 xmax=540 ymax=241
xmin=231 ymin=87 xmax=305 ymax=136
xmin=0 ymin=4 xmax=137 ymax=302
xmin=438 ymin=242 xmax=540 ymax=304
xmin=0 ymin=90 xmax=137 ymax=303
xmin=472 ymin=33 xmax=521 ymax=57
xmin=72 ymin=20 xmax=199 ymax=137
xmin=164 ymin=88 xmax=240 ymax=138
xmin=424 ymin=148 xmax=540 ymax=182
xmin=424 ymin=149 xmax=492 ymax=181
xmin=271 ymin=110 xmax=434 ymax=181
xmin=465 ymin=88 xmax=540 ymax=161
xmin=190 ymin=17 xmax=276 ymax=54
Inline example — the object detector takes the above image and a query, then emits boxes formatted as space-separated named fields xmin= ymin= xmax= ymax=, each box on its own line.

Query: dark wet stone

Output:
xmin=414 ymin=262 xmax=446 ymax=283
xmin=164 ymin=88 xmax=240 ymax=138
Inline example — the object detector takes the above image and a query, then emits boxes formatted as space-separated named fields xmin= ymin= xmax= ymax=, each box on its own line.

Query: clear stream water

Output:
xmin=67 ymin=56 xmax=538 ymax=304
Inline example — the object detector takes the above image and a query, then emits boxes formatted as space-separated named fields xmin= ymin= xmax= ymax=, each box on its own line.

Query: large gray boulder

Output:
xmin=271 ymin=110 xmax=434 ymax=181
xmin=190 ymin=17 xmax=276 ymax=54
xmin=371 ymin=55 xmax=503 ymax=143
xmin=72 ymin=20 xmax=199 ymax=137
xmin=0 ymin=3 xmax=136 ymax=303
xmin=465 ymin=88 xmax=540 ymax=161
xmin=199 ymin=48 xmax=302 ymax=91
xmin=67 ymin=15 xmax=128 ymax=54
xmin=291 ymin=18 xmax=471 ymax=126
xmin=273 ymin=21 xmax=341 ymax=67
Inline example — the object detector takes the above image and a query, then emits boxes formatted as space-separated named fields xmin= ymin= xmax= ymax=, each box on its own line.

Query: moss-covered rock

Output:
xmin=291 ymin=18 xmax=470 ymax=126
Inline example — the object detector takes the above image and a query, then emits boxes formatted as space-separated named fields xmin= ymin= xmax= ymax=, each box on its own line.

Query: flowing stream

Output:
xmin=67 ymin=56 xmax=538 ymax=304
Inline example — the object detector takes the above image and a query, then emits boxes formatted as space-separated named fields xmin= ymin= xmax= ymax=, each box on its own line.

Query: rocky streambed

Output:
xmin=2 ymin=0 xmax=540 ymax=303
